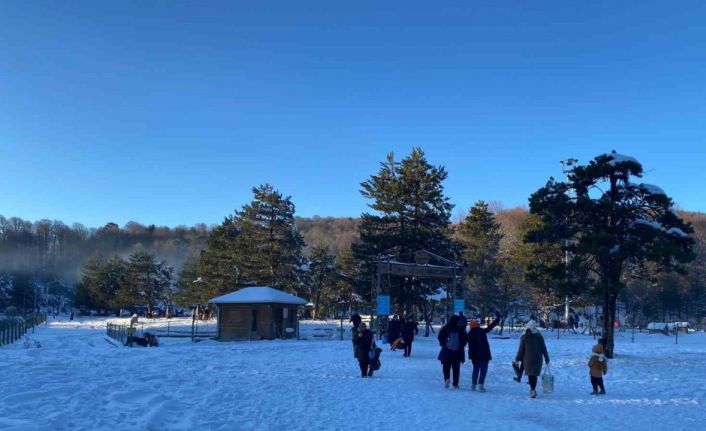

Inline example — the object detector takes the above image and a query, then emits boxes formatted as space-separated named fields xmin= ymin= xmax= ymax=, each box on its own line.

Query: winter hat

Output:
xmin=592 ymin=343 xmax=604 ymax=354
xmin=449 ymin=315 xmax=460 ymax=327
xmin=526 ymin=320 xmax=538 ymax=332
xmin=469 ymin=320 xmax=480 ymax=329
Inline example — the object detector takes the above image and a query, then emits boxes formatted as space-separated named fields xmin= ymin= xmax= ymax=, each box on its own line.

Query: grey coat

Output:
xmin=515 ymin=330 xmax=550 ymax=377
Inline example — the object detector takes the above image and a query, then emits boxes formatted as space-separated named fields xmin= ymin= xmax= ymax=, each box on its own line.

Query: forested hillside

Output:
xmin=2 ymin=205 xmax=706 ymax=324
xmin=295 ymin=216 xmax=359 ymax=257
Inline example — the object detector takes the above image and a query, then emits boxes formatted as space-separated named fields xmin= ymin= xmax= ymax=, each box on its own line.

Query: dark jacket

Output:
xmin=515 ymin=330 xmax=550 ymax=377
xmin=356 ymin=329 xmax=375 ymax=361
xmin=458 ymin=315 xmax=468 ymax=332
xmin=467 ymin=317 xmax=500 ymax=364
xmin=437 ymin=325 xmax=468 ymax=364
xmin=401 ymin=320 xmax=418 ymax=342
xmin=352 ymin=326 xmax=361 ymax=358
xmin=387 ymin=319 xmax=402 ymax=341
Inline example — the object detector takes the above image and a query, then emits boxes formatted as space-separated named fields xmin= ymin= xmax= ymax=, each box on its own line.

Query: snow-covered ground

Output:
xmin=2 ymin=317 xmax=705 ymax=431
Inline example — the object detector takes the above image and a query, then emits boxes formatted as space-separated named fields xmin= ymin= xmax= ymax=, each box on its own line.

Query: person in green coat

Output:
xmin=515 ymin=320 xmax=550 ymax=398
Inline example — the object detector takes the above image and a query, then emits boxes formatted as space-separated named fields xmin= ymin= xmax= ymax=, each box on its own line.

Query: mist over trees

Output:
xmin=0 ymin=216 xmax=207 ymax=312
xmin=193 ymin=184 xmax=306 ymax=301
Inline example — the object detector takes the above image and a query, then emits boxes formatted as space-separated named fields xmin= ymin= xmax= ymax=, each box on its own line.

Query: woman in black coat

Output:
xmin=401 ymin=316 xmax=418 ymax=357
xmin=356 ymin=323 xmax=376 ymax=378
xmin=437 ymin=315 xmax=468 ymax=388
xmin=467 ymin=316 xmax=500 ymax=392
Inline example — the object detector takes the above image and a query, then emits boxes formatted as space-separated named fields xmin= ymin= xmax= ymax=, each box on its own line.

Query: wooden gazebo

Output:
xmin=209 ymin=286 xmax=307 ymax=341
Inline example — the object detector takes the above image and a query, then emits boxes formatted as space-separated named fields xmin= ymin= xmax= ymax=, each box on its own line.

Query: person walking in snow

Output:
xmin=356 ymin=322 xmax=376 ymax=378
xmin=401 ymin=315 xmax=418 ymax=357
xmin=458 ymin=312 xmax=468 ymax=333
xmin=515 ymin=320 xmax=550 ymax=398
xmin=437 ymin=315 xmax=468 ymax=388
xmin=467 ymin=314 xmax=501 ymax=392
xmin=588 ymin=342 xmax=608 ymax=395
xmin=351 ymin=314 xmax=362 ymax=358
xmin=388 ymin=314 xmax=402 ymax=351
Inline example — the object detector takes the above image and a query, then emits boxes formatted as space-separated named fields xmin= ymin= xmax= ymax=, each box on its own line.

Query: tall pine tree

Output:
xmin=354 ymin=148 xmax=454 ymax=309
xmin=455 ymin=201 xmax=503 ymax=317
xmin=307 ymin=244 xmax=337 ymax=319
xmin=124 ymin=250 xmax=173 ymax=315
xmin=527 ymin=151 xmax=694 ymax=357
xmin=198 ymin=184 xmax=305 ymax=297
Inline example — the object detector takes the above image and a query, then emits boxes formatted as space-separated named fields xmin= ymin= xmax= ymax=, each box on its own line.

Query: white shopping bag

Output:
xmin=541 ymin=364 xmax=554 ymax=394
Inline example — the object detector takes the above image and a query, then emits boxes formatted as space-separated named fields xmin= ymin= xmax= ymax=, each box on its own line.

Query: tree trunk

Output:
xmin=602 ymin=290 xmax=618 ymax=358
xmin=314 ymin=292 xmax=321 ymax=320
xmin=423 ymin=300 xmax=436 ymax=337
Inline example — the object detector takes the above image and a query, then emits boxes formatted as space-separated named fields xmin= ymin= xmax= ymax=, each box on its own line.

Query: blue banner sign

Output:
xmin=377 ymin=295 xmax=391 ymax=316
xmin=453 ymin=299 xmax=465 ymax=314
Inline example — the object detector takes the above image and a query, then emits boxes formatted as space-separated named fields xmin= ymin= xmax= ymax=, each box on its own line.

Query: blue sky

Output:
xmin=1 ymin=1 xmax=705 ymax=227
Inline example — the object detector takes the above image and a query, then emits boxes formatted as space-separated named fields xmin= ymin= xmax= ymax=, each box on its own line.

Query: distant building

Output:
xmin=209 ymin=286 xmax=307 ymax=341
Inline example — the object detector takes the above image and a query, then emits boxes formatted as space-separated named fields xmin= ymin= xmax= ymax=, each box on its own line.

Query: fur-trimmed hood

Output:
xmin=591 ymin=344 xmax=605 ymax=361
xmin=591 ymin=352 xmax=606 ymax=362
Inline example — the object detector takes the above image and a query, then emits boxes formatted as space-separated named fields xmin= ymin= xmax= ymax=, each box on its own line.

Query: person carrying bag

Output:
xmin=356 ymin=323 xmax=377 ymax=378
xmin=515 ymin=320 xmax=550 ymax=398
xmin=437 ymin=315 xmax=468 ymax=389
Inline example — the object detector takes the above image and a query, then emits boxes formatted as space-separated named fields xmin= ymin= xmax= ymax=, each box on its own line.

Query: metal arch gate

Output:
xmin=372 ymin=250 xmax=464 ymax=339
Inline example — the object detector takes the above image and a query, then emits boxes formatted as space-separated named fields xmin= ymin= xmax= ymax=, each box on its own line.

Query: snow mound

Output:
xmin=426 ymin=288 xmax=447 ymax=301
xmin=634 ymin=217 xmax=662 ymax=230
xmin=607 ymin=151 xmax=640 ymax=166
xmin=666 ymin=227 xmax=688 ymax=238
xmin=639 ymin=183 xmax=666 ymax=196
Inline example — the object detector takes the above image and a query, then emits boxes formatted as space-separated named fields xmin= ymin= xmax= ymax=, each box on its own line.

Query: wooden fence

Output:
xmin=0 ymin=313 xmax=47 ymax=347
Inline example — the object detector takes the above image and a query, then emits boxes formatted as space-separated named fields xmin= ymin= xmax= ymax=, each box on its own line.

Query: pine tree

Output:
xmin=0 ymin=273 xmax=13 ymax=310
xmin=307 ymin=244 xmax=337 ymax=319
xmin=354 ymin=148 xmax=454 ymax=309
xmin=526 ymin=151 xmax=695 ymax=357
xmin=174 ymin=254 xmax=203 ymax=305
xmin=77 ymin=254 xmax=129 ymax=312
xmin=199 ymin=184 xmax=305 ymax=296
xmin=197 ymin=215 xmax=242 ymax=298
xmin=125 ymin=250 xmax=173 ymax=315
xmin=455 ymin=201 xmax=503 ymax=317
xmin=335 ymin=247 xmax=367 ymax=311
xmin=236 ymin=184 xmax=305 ymax=292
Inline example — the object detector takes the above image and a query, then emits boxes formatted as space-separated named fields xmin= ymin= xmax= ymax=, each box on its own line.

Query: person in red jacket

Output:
xmin=467 ymin=314 xmax=501 ymax=392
